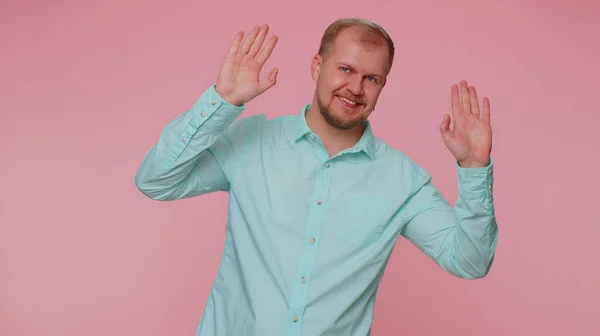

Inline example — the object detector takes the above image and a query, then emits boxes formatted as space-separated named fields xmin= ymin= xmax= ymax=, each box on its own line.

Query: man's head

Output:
xmin=311 ymin=18 xmax=394 ymax=130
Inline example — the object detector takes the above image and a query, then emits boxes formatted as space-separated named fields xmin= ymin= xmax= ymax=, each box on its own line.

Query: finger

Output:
xmin=482 ymin=97 xmax=491 ymax=122
xmin=239 ymin=26 xmax=260 ymax=54
xmin=469 ymin=86 xmax=480 ymax=117
xmin=439 ymin=114 xmax=453 ymax=141
xmin=228 ymin=31 xmax=244 ymax=55
xmin=460 ymin=80 xmax=471 ymax=115
xmin=256 ymin=35 xmax=278 ymax=65
xmin=258 ymin=68 xmax=278 ymax=94
xmin=451 ymin=84 xmax=461 ymax=117
xmin=439 ymin=113 xmax=451 ymax=132
xmin=248 ymin=24 xmax=269 ymax=57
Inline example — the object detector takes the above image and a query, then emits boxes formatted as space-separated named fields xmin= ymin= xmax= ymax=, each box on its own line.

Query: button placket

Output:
xmin=285 ymin=158 xmax=333 ymax=331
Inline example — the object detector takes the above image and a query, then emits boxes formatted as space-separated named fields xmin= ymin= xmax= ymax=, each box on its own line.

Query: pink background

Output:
xmin=2 ymin=0 xmax=599 ymax=335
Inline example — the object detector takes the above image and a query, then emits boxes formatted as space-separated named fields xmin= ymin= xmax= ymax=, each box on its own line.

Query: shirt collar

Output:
xmin=292 ymin=103 xmax=376 ymax=160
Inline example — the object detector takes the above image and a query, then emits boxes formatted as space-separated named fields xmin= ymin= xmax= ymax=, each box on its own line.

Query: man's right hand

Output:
xmin=215 ymin=24 xmax=279 ymax=106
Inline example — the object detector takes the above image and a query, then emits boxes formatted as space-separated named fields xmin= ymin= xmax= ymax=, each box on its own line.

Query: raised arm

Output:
xmin=134 ymin=24 xmax=279 ymax=200
xmin=400 ymin=80 xmax=498 ymax=279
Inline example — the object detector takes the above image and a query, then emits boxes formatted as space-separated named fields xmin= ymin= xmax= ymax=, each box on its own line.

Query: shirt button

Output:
xmin=300 ymin=276 xmax=306 ymax=283
xmin=201 ymin=111 xmax=206 ymax=118
xmin=317 ymin=200 xmax=323 ymax=205
xmin=211 ymin=100 xmax=217 ymax=105
xmin=292 ymin=315 xmax=299 ymax=322
xmin=324 ymin=162 xmax=330 ymax=168
xmin=182 ymin=138 xmax=187 ymax=143
xmin=309 ymin=237 xmax=315 ymax=244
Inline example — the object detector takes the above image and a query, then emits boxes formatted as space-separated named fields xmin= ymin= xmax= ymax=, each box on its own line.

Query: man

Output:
xmin=135 ymin=18 xmax=498 ymax=336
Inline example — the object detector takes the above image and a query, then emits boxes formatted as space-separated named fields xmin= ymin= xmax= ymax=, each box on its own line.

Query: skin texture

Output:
xmin=215 ymin=23 xmax=492 ymax=167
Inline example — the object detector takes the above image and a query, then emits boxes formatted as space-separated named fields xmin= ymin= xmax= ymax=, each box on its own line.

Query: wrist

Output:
xmin=458 ymin=159 xmax=489 ymax=168
xmin=223 ymin=95 xmax=243 ymax=107
xmin=215 ymin=86 xmax=243 ymax=106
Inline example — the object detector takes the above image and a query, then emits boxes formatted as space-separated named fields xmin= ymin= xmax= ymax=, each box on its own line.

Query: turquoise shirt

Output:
xmin=135 ymin=85 xmax=498 ymax=336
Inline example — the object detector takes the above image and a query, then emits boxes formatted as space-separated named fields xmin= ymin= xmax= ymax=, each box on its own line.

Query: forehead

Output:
xmin=327 ymin=28 xmax=390 ymax=75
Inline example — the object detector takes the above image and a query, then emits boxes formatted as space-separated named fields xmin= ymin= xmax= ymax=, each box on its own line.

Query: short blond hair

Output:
xmin=318 ymin=18 xmax=395 ymax=72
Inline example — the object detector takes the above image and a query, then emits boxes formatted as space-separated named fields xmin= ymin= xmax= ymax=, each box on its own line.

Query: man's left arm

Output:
xmin=400 ymin=80 xmax=499 ymax=279
xmin=399 ymin=160 xmax=498 ymax=279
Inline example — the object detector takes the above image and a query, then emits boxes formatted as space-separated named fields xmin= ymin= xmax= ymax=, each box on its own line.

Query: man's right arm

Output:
xmin=135 ymin=24 xmax=279 ymax=200
xmin=134 ymin=84 xmax=246 ymax=200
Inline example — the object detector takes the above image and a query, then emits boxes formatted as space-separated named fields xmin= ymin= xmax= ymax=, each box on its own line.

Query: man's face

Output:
xmin=311 ymin=28 xmax=389 ymax=130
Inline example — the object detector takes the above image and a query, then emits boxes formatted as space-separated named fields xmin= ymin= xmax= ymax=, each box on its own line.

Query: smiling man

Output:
xmin=135 ymin=18 xmax=498 ymax=336
xmin=306 ymin=21 xmax=391 ymax=158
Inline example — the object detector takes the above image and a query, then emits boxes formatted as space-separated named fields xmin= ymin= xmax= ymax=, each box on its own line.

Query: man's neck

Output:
xmin=305 ymin=105 xmax=365 ymax=158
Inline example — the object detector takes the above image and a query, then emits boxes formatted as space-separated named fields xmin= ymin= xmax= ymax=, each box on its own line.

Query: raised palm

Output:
xmin=439 ymin=80 xmax=492 ymax=168
xmin=215 ymin=24 xmax=279 ymax=106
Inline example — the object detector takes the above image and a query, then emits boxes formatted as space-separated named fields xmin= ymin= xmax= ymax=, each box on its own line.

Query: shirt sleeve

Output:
xmin=399 ymin=159 xmax=498 ymax=279
xmin=134 ymin=85 xmax=249 ymax=201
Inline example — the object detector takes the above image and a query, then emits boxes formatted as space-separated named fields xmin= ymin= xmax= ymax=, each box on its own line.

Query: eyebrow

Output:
xmin=337 ymin=63 xmax=384 ymax=79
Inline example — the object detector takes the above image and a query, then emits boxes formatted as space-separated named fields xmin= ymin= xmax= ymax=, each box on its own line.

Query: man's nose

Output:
xmin=346 ymin=75 xmax=364 ymax=96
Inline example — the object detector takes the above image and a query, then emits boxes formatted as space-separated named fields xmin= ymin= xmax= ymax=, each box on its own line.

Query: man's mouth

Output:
xmin=337 ymin=95 xmax=361 ymax=108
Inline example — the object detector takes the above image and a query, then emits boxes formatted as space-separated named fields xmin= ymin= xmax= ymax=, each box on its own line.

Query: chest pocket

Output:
xmin=335 ymin=192 xmax=389 ymax=245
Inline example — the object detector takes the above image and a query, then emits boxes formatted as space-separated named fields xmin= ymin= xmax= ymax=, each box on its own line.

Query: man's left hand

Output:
xmin=439 ymin=80 xmax=492 ymax=168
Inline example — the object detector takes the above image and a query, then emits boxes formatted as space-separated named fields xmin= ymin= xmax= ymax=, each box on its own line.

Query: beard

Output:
xmin=317 ymin=91 xmax=368 ymax=130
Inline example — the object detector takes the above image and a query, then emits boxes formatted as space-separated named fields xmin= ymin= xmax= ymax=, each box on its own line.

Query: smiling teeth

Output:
xmin=339 ymin=96 xmax=358 ymax=105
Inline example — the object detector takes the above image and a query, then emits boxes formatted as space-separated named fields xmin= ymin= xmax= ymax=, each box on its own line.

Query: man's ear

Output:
xmin=311 ymin=54 xmax=322 ymax=81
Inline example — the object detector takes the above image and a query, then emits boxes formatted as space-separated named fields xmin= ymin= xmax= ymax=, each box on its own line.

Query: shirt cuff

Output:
xmin=456 ymin=158 xmax=494 ymax=201
xmin=163 ymin=85 xmax=245 ymax=167
xmin=190 ymin=84 xmax=245 ymax=132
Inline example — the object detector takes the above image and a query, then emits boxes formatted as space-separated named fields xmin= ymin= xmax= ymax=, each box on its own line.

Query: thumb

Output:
xmin=258 ymin=68 xmax=278 ymax=94
xmin=439 ymin=114 xmax=453 ymax=142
